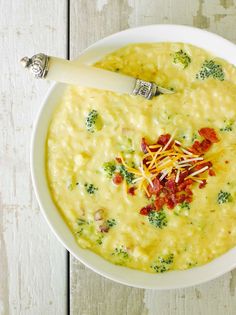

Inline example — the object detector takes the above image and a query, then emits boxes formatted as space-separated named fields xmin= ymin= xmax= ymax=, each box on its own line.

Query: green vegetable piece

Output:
xmin=220 ymin=121 xmax=233 ymax=132
xmin=217 ymin=190 xmax=232 ymax=204
xmin=76 ymin=228 xmax=83 ymax=236
xmin=85 ymin=110 xmax=102 ymax=133
xmin=107 ymin=219 xmax=116 ymax=227
xmin=187 ymin=261 xmax=197 ymax=268
xmin=96 ymin=234 xmax=104 ymax=245
xmin=77 ymin=218 xmax=87 ymax=225
xmin=103 ymin=161 xmax=116 ymax=178
xmin=174 ymin=201 xmax=191 ymax=216
xmin=76 ymin=218 xmax=87 ymax=236
xmin=173 ymin=50 xmax=191 ymax=69
xmin=118 ymin=164 xmax=135 ymax=184
xmin=180 ymin=201 xmax=190 ymax=210
xmin=148 ymin=210 xmax=167 ymax=229
xmin=112 ymin=245 xmax=129 ymax=259
xmin=84 ymin=183 xmax=98 ymax=194
xmin=196 ymin=60 xmax=224 ymax=81
xmin=191 ymin=132 xmax=200 ymax=142
xmin=151 ymin=254 xmax=174 ymax=273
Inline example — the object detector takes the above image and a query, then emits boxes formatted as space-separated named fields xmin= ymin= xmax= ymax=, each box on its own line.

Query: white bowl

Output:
xmin=31 ymin=24 xmax=236 ymax=289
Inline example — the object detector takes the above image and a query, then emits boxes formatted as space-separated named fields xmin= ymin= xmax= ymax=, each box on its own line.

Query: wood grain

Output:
xmin=0 ymin=1 xmax=67 ymax=314
xmin=70 ymin=0 xmax=236 ymax=314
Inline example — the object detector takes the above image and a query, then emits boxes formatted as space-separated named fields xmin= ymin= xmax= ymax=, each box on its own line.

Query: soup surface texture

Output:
xmin=46 ymin=43 xmax=236 ymax=273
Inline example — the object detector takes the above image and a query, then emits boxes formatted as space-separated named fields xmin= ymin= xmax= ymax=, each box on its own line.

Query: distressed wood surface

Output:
xmin=0 ymin=1 xmax=67 ymax=314
xmin=70 ymin=1 xmax=236 ymax=314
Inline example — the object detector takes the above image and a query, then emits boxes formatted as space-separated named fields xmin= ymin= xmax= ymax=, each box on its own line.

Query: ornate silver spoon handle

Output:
xmin=20 ymin=53 xmax=173 ymax=100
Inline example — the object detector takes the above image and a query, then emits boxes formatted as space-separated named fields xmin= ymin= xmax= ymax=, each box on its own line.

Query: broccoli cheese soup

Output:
xmin=46 ymin=43 xmax=236 ymax=273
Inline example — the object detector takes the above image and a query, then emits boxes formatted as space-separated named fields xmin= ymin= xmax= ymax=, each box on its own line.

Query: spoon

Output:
xmin=20 ymin=53 xmax=174 ymax=100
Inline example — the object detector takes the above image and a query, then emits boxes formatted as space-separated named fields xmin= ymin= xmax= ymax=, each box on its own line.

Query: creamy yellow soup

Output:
xmin=46 ymin=43 xmax=236 ymax=273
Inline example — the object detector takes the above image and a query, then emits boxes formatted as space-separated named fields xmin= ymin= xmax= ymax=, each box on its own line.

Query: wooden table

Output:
xmin=1 ymin=0 xmax=236 ymax=314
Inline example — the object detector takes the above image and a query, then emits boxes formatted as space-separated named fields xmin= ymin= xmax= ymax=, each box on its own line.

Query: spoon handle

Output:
xmin=48 ymin=56 xmax=136 ymax=94
xmin=21 ymin=53 xmax=172 ymax=99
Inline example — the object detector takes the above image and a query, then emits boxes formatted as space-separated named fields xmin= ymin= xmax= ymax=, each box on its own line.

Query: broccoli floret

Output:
xmin=96 ymin=234 xmax=104 ymax=245
xmin=220 ymin=120 xmax=233 ymax=132
xmin=112 ymin=245 xmax=129 ymax=259
xmin=191 ymin=132 xmax=200 ymax=142
xmin=148 ymin=210 xmax=167 ymax=229
xmin=180 ymin=201 xmax=190 ymax=210
xmin=85 ymin=110 xmax=102 ymax=133
xmin=103 ymin=161 xmax=116 ymax=178
xmin=196 ymin=60 xmax=224 ymax=81
xmin=118 ymin=165 xmax=135 ymax=184
xmin=106 ymin=218 xmax=116 ymax=227
xmin=174 ymin=201 xmax=191 ymax=216
xmin=151 ymin=254 xmax=174 ymax=273
xmin=173 ymin=50 xmax=191 ymax=69
xmin=84 ymin=183 xmax=98 ymax=194
xmin=217 ymin=190 xmax=232 ymax=204
xmin=77 ymin=218 xmax=87 ymax=225
xmin=76 ymin=218 xmax=88 ymax=236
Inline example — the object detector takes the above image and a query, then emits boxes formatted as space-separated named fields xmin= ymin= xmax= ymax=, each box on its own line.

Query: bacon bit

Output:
xmin=142 ymin=157 xmax=150 ymax=168
xmin=165 ymin=179 xmax=176 ymax=193
xmin=199 ymin=179 xmax=207 ymax=189
xmin=112 ymin=173 xmax=123 ymax=185
xmin=190 ymin=139 xmax=212 ymax=154
xmin=185 ymin=187 xmax=193 ymax=196
xmin=154 ymin=197 xmax=165 ymax=211
xmin=147 ymin=178 xmax=163 ymax=196
xmin=141 ymin=137 xmax=148 ymax=153
xmin=115 ymin=157 xmax=122 ymax=163
xmin=199 ymin=128 xmax=219 ymax=143
xmin=190 ymin=140 xmax=202 ymax=154
xmin=166 ymin=197 xmax=175 ymax=209
xmin=177 ymin=179 xmax=193 ymax=192
xmin=99 ymin=225 xmax=109 ymax=233
xmin=209 ymin=169 xmax=216 ymax=176
xmin=178 ymin=170 xmax=189 ymax=184
xmin=185 ymin=195 xmax=193 ymax=203
xmin=128 ymin=186 xmax=136 ymax=196
xmin=157 ymin=134 xmax=171 ymax=147
xmin=176 ymin=194 xmax=186 ymax=203
xmin=119 ymin=127 xmax=218 ymax=214
xmin=200 ymin=139 xmax=212 ymax=153
xmin=139 ymin=204 xmax=154 ymax=215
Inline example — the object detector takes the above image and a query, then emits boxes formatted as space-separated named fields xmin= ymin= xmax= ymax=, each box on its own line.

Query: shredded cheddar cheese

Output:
xmin=119 ymin=132 xmax=214 ymax=195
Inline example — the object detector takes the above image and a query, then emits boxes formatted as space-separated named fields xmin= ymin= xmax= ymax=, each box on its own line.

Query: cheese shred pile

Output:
xmin=119 ymin=133 xmax=213 ymax=197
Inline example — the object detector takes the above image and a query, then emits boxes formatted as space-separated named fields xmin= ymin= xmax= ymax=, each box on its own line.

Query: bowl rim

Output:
xmin=31 ymin=24 xmax=236 ymax=289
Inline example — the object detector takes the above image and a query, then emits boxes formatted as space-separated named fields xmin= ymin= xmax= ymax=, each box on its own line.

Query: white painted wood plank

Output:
xmin=0 ymin=1 xmax=67 ymax=314
xmin=70 ymin=259 xmax=147 ymax=315
xmin=70 ymin=0 xmax=236 ymax=314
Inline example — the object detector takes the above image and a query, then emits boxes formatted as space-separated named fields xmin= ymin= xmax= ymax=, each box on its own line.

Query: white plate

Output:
xmin=31 ymin=24 xmax=236 ymax=289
